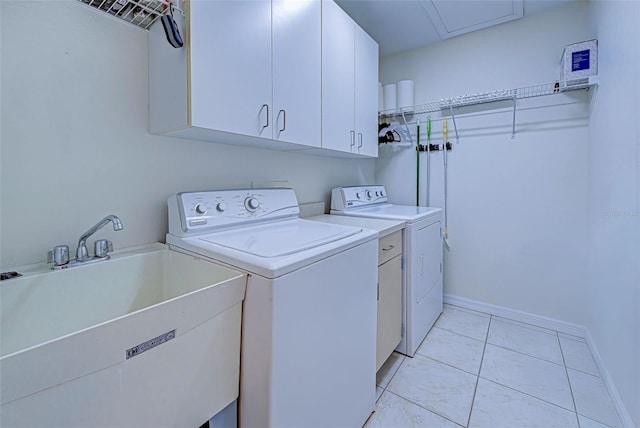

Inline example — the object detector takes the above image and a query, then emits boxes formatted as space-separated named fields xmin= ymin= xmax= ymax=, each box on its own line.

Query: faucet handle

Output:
xmin=48 ymin=245 xmax=70 ymax=267
xmin=94 ymin=239 xmax=113 ymax=259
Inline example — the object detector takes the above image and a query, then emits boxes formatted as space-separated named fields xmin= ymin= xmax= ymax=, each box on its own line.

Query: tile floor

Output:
xmin=366 ymin=304 xmax=621 ymax=428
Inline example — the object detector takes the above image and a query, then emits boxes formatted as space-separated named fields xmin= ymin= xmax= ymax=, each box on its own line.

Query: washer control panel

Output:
xmin=168 ymin=188 xmax=300 ymax=236
xmin=331 ymin=185 xmax=387 ymax=211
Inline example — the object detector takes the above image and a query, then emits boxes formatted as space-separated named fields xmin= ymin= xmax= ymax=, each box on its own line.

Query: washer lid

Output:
xmin=199 ymin=218 xmax=361 ymax=257
xmin=335 ymin=204 xmax=442 ymax=222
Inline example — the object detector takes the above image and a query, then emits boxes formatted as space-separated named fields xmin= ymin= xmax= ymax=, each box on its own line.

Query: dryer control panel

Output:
xmin=331 ymin=186 xmax=388 ymax=211
xmin=168 ymin=188 xmax=300 ymax=237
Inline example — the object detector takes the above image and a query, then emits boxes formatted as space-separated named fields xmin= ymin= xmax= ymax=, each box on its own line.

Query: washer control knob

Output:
xmin=194 ymin=203 xmax=207 ymax=215
xmin=245 ymin=197 xmax=260 ymax=212
xmin=216 ymin=202 xmax=227 ymax=212
xmin=365 ymin=190 xmax=372 ymax=200
xmin=356 ymin=192 xmax=361 ymax=199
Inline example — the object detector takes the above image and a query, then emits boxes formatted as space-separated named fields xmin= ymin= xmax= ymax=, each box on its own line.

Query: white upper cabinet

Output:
xmin=149 ymin=0 xmax=376 ymax=156
xmin=321 ymin=0 xmax=379 ymax=158
xmin=354 ymin=25 xmax=379 ymax=157
xmin=272 ymin=0 xmax=322 ymax=148
xmin=189 ymin=0 xmax=272 ymax=139
xmin=321 ymin=0 xmax=356 ymax=154
xmin=150 ymin=0 xmax=321 ymax=151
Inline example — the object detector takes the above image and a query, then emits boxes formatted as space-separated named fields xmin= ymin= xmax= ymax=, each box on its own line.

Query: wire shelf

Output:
xmin=79 ymin=0 xmax=184 ymax=30
xmin=379 ymin=76 xmax=598 ymax=118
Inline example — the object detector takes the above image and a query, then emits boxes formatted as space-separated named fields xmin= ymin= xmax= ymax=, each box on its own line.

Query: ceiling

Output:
xmin=335 ymin=0 xmax=576 ymax=57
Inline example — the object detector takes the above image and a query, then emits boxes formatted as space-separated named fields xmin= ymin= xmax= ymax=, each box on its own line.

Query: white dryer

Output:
xmin=331 ymin=185 xmax=443 ymax=357
xmin=166 ymin=188 xmax=378 ymax=428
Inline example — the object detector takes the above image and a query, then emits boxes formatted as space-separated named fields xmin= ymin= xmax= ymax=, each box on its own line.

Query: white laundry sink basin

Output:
xmin=0 ymin=243 xmax=247 ymax=428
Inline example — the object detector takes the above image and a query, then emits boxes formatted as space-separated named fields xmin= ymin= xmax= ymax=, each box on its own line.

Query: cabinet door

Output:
xmin=272 ymin=0 xmax=321 ymax=148
xmin=377 ymin=255 xmax=402 ymax=371
xmin=354 ymin=26 xmax=379 ymax=157
xmin=189 ymin=0 xmax=272 ymax=139
xmin=321 ymin=0 xmax=355 ymax=153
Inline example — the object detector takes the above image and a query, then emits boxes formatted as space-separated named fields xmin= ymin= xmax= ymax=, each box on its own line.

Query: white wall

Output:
xmin=587 ymin=1 xmax=640 ymax=425
xmin=0 ymin=1 xmax=375 ymax=268
xmin=379 ymin=2 xmax=593 ymax=324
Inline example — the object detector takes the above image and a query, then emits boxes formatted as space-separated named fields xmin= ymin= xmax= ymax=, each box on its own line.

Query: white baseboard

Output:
xmin=582 ymin=330 xmax=636 ymax=428
xmin=444 ymin=294 xmax=635 ymax=428
xmin=444 ymin=294 xmax=587 ymax=337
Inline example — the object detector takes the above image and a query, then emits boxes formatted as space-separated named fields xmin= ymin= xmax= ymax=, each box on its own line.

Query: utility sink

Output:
xmin=0 ymin=243 xmax=247 ymax=427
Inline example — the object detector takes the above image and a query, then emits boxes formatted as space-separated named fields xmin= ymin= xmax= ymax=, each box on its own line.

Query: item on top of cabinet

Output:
xmin=131 ymin=6 xmax=154 ymax=27
xmin=383 ymin=84 xmax=397 ymax=110
xmin=561 ymin=39 xmax=597 ymax=89
xmin=396 ymin=79 xmax=414 ymax=111
xmin=111 ymin=0 xmax=128 ymax=12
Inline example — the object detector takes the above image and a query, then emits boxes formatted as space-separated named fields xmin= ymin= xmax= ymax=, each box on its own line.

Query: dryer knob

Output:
xmin=365 ymin=190 xmax=372 ymax=199
xmin=194 ymin=203 xmax=207 ymax=215
xmin=245 ymin=197 xmax=260 ymax=212
xmin=216 ymin=202 xmax=227 ymax=212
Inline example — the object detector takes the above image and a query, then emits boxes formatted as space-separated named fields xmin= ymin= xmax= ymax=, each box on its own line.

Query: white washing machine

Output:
xmin=331 ymin=185 xmax=443 ymax=357
xmin=166 ymin=188 xmax=378 ymax=428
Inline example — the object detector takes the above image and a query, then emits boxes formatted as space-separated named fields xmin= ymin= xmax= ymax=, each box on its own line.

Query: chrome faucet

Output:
xmin=48 ymin=214 xmax=124 ymax=270
xmin=75 ymin=215 xmax=123 ymax=262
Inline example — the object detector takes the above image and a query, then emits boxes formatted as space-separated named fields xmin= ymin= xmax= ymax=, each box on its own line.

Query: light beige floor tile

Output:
xmin=488 ymin=317 xmax=563 ymax=364
xmin=559 ymin=337 xmax=599 ymax=376
xmin=568 ymin=369 xmax=620 ymax=427
xmin=444 ymin=304 xmax=490 ymax=318
xmin=558 ymin=332 xmax=587 ymax=343
xmin=578 ymin=414 xmax=615 ymax=428
xmin=365 ymin=391 xmax=462 ymax=428
xmin=469 ymin=378 xmax=579 ymax=428
xmin=375 ymin=386 xmax=384 ymax=402
xmin=387 ymin=354 xmax=477 ymax=426
xmin=376 ymin=351 xmax=405 ymax=388
xmin=435 ymin=306 xmax=490 ymax=341
xmin=416 ymin=327 xmax=485 ymax=375
xmin=480 ymin=344 xmax=574 ymax=410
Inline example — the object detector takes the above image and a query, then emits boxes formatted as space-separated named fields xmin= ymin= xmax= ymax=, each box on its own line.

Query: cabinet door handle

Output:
xmin=279 ymin=109 xmax=286 ymax=132
xmin=382 ymin=244 xmax=395 ymax=251
xmin=261 ymin=104 xmax=269 ymax=130
xmin=420 ymin=254 xmax=424 ymax=277
xmin=358 ymin=132 xmax=363 ymax=148
xmin=350 ymin=130 xmax=356 ymax=148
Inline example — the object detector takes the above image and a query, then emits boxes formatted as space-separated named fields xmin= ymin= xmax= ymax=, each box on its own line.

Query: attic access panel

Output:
xmin=422 ymin=0 xmax=523 ymax=39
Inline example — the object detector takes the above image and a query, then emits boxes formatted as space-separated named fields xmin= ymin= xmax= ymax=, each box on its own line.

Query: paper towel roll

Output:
xmin=383 ymin=84 xmax=397 ymax=110
xmin=378 ymin=82 xmax=383 ymax=111
xmin=396 ymin=80 xmax=414 ymax=109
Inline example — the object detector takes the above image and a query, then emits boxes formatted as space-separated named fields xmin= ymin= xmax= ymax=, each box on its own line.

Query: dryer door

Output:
xmin=414 ymin=221 xmax=443 ymax=304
